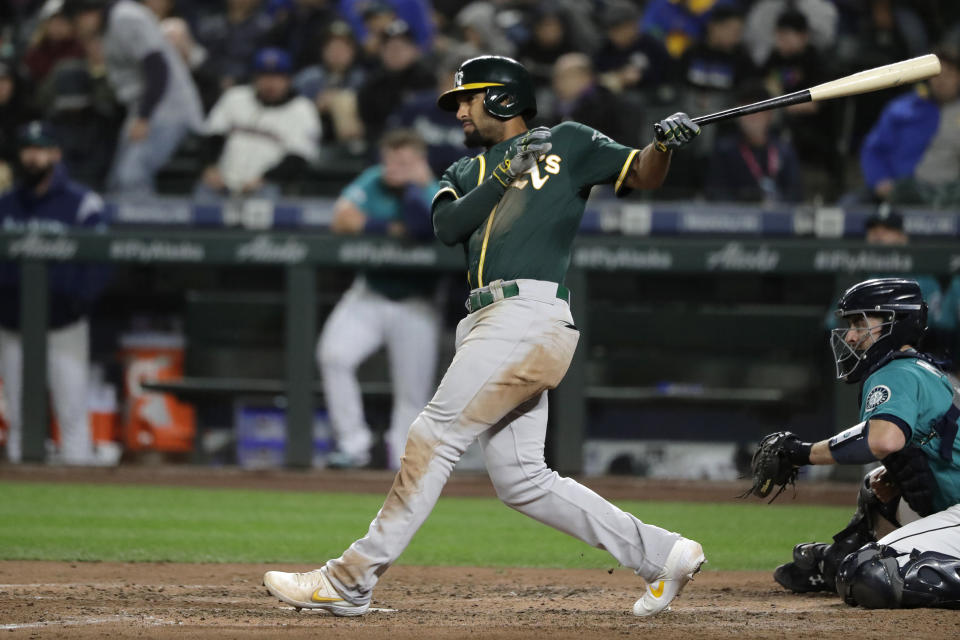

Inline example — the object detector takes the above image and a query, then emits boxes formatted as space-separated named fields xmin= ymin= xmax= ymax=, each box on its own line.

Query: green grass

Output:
xmin=0 ymin=481 xmax=851 ymax=571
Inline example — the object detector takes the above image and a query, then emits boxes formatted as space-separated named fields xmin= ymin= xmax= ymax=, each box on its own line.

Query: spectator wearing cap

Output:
xmin=0 ymin=121 xmax=110 ymax=466
xmin=825 ymin=204 xmax=945 ymax=333
xmin=761 ymin=8 xmax=840 ymax=193
xmin=194 ymin=0 xmax=274 ymax=90
xmin=197 ymin=47 xmax=320 ymax=200
xmin=66 ymin=0 xmax=205 ymax=195
xmin=293 ymin=20 xmax=366 ymax=147
xmin=339 ymin=0 xmax=435 ymax=56
xmin=705 ymin=82 xmax=801 ymax=204
xmin=681 ymin=5 xmax=757 ymax=94
xmin=859 ymin=47 xmax=960 ymax=207
xmin=744 ymin=0 xmax=838 ymax=67
xmin=356 ymin=20 xmax=434 ymax=148
xmin=595 ymin=1 xmax=671 ymax=93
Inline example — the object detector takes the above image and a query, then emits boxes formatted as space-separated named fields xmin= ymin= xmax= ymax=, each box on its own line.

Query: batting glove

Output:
xmin=492 ymin=126 xmax=552 ymax=187
xmin=653 ymin=112 xmax=700 ymax=152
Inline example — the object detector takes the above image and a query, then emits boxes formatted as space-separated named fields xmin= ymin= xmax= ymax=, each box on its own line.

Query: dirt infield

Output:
xmin=2 ymin=466 xmax=954 ymax=638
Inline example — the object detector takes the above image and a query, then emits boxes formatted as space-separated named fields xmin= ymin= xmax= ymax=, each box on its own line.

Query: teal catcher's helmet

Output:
xmin=437 ymin=56 xmax=537 ymax=120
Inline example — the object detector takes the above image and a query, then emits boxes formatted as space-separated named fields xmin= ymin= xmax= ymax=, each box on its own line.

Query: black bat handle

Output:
xmin=691 ymin=89 xmax=813 ymax=126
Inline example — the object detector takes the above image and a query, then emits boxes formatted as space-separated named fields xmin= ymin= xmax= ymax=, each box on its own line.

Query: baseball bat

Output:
xmin=687 ymin=54 xmax=942 ymax=127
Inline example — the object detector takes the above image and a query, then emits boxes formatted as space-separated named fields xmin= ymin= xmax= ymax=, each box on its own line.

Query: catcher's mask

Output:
xmin=436 ymin=55 xmax=537 ymax=120
xmin=830 ymin=278 xmax=927 ymax=384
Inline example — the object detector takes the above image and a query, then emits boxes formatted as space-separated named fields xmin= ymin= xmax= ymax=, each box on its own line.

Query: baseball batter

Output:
xmin=264 ymin=55 xmax=704 ymax=617
xmin=755 ymin=278 xmax=960 ymax=608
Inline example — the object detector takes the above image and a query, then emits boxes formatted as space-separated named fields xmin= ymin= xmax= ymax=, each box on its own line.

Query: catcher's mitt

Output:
xmin=741 ymin=431 xmax=810 ymax=502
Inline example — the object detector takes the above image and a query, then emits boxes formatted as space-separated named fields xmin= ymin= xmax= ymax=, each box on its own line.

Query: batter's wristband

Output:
xmin=492 ymin=162 xmax=513 ymax=188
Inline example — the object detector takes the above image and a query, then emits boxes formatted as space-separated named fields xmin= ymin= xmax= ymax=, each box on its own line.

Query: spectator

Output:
xmin=705 ymin=84 xmax=802 ymax=203
xmin=66 ymin=0 xmax=205 ymax=196
xmin=197 ymin=47 xmax=320 ymax=200
xmin=448 ymin=2 xmax=517 ymax=62
xmin=824 ymin=205 xmax=945 ymax=333
xmin=837 ymin=0 xmax=929 ymax=148
xmin=317 ymin=129 xmax=441 ymax=470
xmin=386 ymin=62 xmax=469 ymax=176
xmin=681 ymin=5 xmax=757 ymax=94
xmin=23 ymin=5 xmax=85 ymax=83
xmin=516 ymin=5 xmax=577 ymax=88
xmin=0 ymin=60 xmax=26 ymax=193
xmin=194 ymin=0 xmax=273 ymax=90
xmin=547 ymin=53 xmax=627 ymax=143
xmin=262 ymin=0 xmax=337 ymax=70
xmin=35 ymin=42 xmax=124 ymax=190
xmin=338 ymin=0 xmax=435 ymax=56
xmin=680 ymin=3 xmax=758 ymax=151
xmin=744 ymin=0 xmax=838 ymax=66
xmin=0 ymin=121 xmax=110 ymax=466
xmin=160 ymin=17 xmax=221 ymax=113
xmin=293 ymin=20 xmax=366 ymax=147
xmin=859 ymin=47 xmax=960 ymax=206
xmin=595 ymin=1 xmax=671 ymax=93
xmin=641 ymin=0 xmax=732 ymax=59
xmin=356 ymin=19 xmax=434 ymax=148
xmin=762 ymin=9 xmax=838 ymax=187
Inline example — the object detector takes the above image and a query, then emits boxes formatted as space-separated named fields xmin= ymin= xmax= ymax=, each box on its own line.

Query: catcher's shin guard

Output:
xmin=837 ymin=543 xmax=960 ymax=609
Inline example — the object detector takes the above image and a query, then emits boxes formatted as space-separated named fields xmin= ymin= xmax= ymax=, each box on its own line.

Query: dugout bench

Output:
xmin=3 ymin=227 xmax=959 ymax=474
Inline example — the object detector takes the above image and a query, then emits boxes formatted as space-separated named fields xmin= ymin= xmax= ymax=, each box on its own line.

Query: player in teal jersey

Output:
xmin=764 ymin=278 xmax=960 ymax=609
xmin=264 ymin=55 xmax=704 ymax=618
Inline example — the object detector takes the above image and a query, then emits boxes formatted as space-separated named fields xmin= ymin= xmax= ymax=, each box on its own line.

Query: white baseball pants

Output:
xmin=879 ymin=503 xmax=960 ymax=560
xmin=318 ymin=278 xmax=440 ymax=469
xmin=325 ymin=280 xmax=681 ymax=605
xmin=0 ymin=318 xmax=93 ymax=464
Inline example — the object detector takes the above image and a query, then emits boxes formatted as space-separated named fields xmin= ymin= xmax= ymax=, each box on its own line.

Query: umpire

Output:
xmin=0 ymin=121 xmax=109 ymax=465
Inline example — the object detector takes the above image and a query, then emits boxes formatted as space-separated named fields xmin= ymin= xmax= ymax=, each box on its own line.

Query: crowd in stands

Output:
xmin=1 ymin=0 xmax=960 ymax=205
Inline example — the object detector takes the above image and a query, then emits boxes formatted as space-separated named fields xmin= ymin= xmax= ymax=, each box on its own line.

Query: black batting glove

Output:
xmin=492 ymin=126 xmax=552 ymax=187
xmin=653 ymin=112 xmax=700 ymax=152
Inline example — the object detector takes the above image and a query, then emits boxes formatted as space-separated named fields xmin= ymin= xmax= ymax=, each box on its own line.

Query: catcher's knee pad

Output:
xmin=836 ymin=543 xmax=902 ymax=608
xmin=837 ymin=543 xmax=960 ymax=609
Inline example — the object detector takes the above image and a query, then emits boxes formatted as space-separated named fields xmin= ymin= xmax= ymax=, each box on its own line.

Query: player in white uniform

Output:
xmin=318 ymin=129 xmax=441 ymax=470
xmin=263 ymin=56 xmax=704 ymax=617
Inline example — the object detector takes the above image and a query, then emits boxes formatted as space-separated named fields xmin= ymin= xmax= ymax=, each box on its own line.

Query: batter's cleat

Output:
xmin=773 ymin=542 xmax=833 ymax=593
xmin=263 ymin=567 xmax=369 ymax=617
xmin=633 ymin=537 xmax=706 ymax=617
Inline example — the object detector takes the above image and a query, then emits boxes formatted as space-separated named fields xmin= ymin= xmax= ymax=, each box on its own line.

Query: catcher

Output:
xmin=744 ymin=278 xmax=960 ymax=609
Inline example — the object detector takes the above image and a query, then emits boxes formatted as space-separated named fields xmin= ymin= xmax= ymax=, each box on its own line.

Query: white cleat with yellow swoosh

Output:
xmin=263 ymin=567 xmax=369 ymax=616
xmin=632 ymin=537 xmax=705 ymax=617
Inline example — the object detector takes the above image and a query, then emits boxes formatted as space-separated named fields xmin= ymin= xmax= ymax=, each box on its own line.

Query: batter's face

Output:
xmin=456 ymin=91 xmax=504 ymax=148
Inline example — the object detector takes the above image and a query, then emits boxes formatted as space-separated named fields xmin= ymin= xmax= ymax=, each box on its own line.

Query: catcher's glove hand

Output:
xmin=492 ymin=126 xmax=552 ymax=187
xmin=741 ymin=431 xmax=812 ymax=502
xmin=653 ymin=112 xmax=700 ymax=152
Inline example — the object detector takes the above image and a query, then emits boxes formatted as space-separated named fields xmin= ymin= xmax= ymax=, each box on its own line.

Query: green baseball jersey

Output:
xmin=435 ymin=121 xmax=637 ymax=288
xmin=860 ymin=357 xmax=960 ymax=511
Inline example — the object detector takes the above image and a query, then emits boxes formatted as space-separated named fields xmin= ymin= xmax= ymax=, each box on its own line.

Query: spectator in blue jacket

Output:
xmin=860 ymin=47 xmax=960 ymax=203
xmin=0 ymin=122 xmax=110 ymax=465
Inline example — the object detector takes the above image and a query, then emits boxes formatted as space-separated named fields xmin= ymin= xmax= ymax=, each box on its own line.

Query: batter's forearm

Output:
xmin=431 ymin=178 xmax=506 ymax=246
xmin=623 ymin=143 xmax=671 ymax=190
